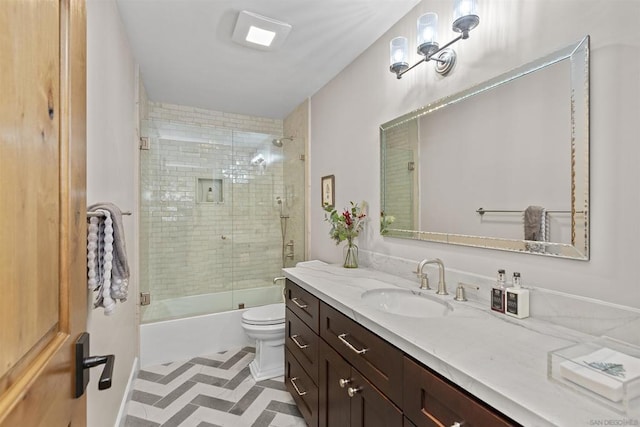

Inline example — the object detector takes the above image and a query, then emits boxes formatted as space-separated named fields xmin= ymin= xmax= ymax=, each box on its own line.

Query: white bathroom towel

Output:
xmin=524 ymin=205 xmax=547 ymax=241
xmin=87 ymin=203 xmax=130 ymax=314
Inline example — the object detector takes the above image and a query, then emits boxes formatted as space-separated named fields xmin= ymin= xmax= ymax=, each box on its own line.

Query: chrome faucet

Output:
xmin=416 ymin=258 xmax=447 ymax=295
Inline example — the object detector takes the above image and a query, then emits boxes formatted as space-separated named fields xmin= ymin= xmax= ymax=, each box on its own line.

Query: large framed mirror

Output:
xmin=380 ymin=36 xmax=589 ymax=259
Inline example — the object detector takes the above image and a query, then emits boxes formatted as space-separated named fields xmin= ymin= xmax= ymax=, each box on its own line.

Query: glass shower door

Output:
xmin=230 ymin=131 xmax=284 ymax=309
xmin=140 ymin=127 xmax=235 ymax=322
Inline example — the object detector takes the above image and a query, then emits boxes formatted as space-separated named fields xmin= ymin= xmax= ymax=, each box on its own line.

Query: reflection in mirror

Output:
xmin=380 ymin=36 xmax=589 ymax=259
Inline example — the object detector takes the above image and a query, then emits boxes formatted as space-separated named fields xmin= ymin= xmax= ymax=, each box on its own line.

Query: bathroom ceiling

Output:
xmin=116 ymin=0 xmax=420 ymax=120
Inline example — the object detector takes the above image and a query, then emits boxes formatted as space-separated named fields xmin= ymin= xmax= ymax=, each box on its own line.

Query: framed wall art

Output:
xmin=321 ymin=175 xmax=335 ymax=208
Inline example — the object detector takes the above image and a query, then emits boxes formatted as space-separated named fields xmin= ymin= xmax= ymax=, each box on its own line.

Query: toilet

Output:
xmin=241 ymin=303 xmax=286 ymax=381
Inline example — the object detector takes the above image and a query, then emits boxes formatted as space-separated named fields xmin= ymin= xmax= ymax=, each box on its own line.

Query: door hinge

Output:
xmin=140 ymin=292 xmax=151 ymax=306
xmin=139 ymin=137 xmax=150 ymax=150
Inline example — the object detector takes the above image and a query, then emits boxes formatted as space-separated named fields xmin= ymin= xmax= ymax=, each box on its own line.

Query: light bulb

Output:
xmin=389 ymin=37 xmax=409 ymax=76
xmin=417 ymin=13 xmax=439 ymax=57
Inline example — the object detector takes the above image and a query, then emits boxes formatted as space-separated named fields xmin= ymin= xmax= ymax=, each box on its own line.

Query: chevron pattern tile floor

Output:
xmin=124 ymin=346 xmax=306 ymax=427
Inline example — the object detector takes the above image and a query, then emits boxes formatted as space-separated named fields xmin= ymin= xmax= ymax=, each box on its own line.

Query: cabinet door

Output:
xmin=318 ymin=340 xmax=351 ymax=427
xmin=286 ymin=307 xmax=319 ymax=384
xmin=349 ymin=369 xmax=403 ymax=427
xmin=319 ymin=340 xmax=402 ymax=427
xmin=403 ymin=357 xmax=518 ymax=427
xmin=285 ymin=348 xmax=319 ymax=427
xmin=404 ymin=416 xmax=418 ymax=427
xmin=320 ymin=303 xmax=403 ymax=405
xmin=285 ymin=279 xmax=320 ymax=332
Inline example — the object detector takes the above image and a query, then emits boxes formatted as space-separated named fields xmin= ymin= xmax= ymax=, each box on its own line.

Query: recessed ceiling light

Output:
xmin=232 ymin=10 xmax=292 ymax=51
xmin=246 ymin=26 xmax=276 ymax=47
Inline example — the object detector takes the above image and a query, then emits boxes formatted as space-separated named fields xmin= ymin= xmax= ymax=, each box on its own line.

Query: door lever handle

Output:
xmin=75 ymin=332 xmax=116 ymax=397
xmin=83 ymin=354 xmax=115 ymax=390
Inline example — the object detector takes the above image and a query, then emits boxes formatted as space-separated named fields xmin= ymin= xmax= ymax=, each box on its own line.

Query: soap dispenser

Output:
xmin=505 ymin=272 xmax=529 ymax=319
xmin=206 ymin=187 xmax=214 ymax=202
xmin=491 ymin=269 xmax=507 ymax=313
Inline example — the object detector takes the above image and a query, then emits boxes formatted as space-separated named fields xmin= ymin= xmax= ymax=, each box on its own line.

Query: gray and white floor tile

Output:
xmin=124 ymin=347 xmax=306 ymax=427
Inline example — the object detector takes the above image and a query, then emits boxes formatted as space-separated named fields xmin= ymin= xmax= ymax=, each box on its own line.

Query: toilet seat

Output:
xmin=242 ymin=303 xmax=285 ymax=326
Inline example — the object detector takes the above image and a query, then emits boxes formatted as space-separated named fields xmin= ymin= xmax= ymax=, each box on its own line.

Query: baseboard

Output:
xmin=115 ymin=356 xmax=139 ymax=427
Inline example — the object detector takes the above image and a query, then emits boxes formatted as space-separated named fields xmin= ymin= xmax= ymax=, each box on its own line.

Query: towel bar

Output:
xmin=476 ymin=208 xmax=584 ymax=216
xmin=87 ymin=211 xmax=132 ymax=218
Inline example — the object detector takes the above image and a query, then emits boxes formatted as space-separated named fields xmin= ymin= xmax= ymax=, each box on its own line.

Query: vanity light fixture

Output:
xmin=389 ymin=0 xmax=479 ymax=79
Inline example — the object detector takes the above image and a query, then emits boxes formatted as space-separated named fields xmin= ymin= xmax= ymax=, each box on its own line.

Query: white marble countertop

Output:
xmin=284 ymin=260 xmax=630 ymax=427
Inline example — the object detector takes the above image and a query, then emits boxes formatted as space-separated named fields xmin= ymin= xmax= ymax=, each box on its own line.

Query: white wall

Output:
xmin=310 ymin=0 xmax=640 ymax=308
xmin=86 ymin=1 xmax=139 ymax=426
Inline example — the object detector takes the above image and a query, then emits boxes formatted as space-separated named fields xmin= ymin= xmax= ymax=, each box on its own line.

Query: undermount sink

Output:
xmin=361 ymin=288 xmax=453 ymax=318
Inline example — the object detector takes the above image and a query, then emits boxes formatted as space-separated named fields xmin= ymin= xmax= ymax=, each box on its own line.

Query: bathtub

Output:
xmin=140 ymin=285 xmax=283 ymax=367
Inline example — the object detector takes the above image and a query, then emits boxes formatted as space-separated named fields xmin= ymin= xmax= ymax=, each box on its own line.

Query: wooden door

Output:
xmin=0 ymin=0 xmax=87 ymax=426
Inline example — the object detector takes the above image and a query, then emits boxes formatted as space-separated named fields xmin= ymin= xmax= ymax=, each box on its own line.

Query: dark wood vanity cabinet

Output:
xmin=285 ymin=347 xmax=319 ymax=427
xmin=319 ymin=303 xmax=404 ymax=406
xmin=318 ymin=339 xmax=403 ymax=427
xmin=403 ymin=357 xmax=516 ymax=427
xmin=284 ymin=279 xmax=321 ymax=427
xmin=285 ymin=278 xmax=320 ymax=332
xmin=284 ymin=279 xmax=519 ymax=427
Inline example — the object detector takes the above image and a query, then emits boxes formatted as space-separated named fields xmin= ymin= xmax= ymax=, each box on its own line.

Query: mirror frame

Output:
xmin=380 ymin=35 xmax=590 ymax=260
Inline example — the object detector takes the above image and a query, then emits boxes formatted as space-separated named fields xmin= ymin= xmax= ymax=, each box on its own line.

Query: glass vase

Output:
xmin=343 ymin=240 xmax=359 ymax=268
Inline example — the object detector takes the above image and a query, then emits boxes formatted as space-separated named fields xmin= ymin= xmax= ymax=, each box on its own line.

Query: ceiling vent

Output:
xmin=231 ymin=10 xmax=292 ymax=51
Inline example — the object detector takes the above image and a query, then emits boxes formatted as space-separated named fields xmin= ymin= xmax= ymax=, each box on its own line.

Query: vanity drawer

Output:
xmin=285 ymin=279 xmax=320 ymax=333
xmin=403 ymin=357 xmax=519 ymax=427
xmin=320 ymin=302 xmax=403 ymax=406
xmin=286 ymin=307 xmax=319 ymax=385
xmin=285 ymin=347 xmax=319 ymax=427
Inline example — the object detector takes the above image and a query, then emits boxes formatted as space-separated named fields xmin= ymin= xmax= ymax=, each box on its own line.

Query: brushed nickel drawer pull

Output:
xmin=290 ymin=334 xmax=308 ymax=349
xmin=450 ymin=423 xmax=463 ymax=427
xmin=339 ymin=378 xmax=351 ymax=388
xmin=290 ymin=377 xmax=307 ymax=396
xmin=347 ymin=386 xmax=362 ymax=397
xmin=338 ymin=333 xmax=369 ymax=355
xmin=291 ymin=297 xmax=308 ymax=309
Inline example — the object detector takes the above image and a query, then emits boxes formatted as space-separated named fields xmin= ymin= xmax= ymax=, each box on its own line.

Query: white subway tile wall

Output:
xmin=140 ymin=102 xmax=293 ymax=309
xmin=382 ymin=122 xmax=416 ymax=230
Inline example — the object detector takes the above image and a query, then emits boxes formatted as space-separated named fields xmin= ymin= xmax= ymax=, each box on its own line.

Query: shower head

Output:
xmin=272 ymin=136 xmax=294 ymax=147
xmin=250 ymin=154 xmax=266 ymax=165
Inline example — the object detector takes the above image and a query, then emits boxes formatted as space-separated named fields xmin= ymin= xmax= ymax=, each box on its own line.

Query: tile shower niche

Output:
xmin=197 ymin=178 xmax=223 ymax=204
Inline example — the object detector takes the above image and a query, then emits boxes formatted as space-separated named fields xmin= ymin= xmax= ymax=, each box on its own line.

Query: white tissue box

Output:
xmin=548 ymin=337 xmax=640 ymax=416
